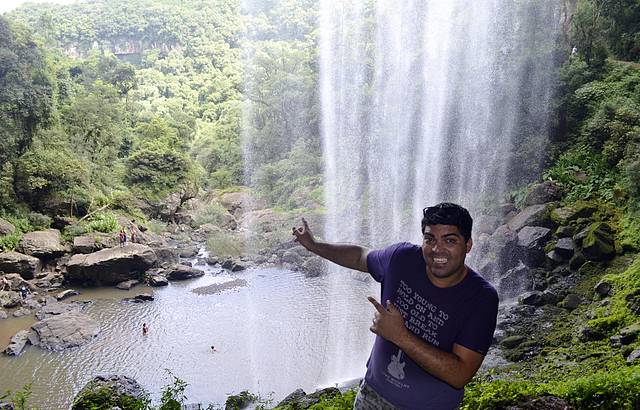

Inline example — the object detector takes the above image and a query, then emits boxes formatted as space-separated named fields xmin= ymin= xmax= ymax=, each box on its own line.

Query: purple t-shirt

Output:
xmin=365 ymin=242 xmax=498 ymax=410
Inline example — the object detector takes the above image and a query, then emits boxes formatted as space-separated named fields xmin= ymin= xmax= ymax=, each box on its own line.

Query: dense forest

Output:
xmin=1 ymin=0 xmax=640 ymax=408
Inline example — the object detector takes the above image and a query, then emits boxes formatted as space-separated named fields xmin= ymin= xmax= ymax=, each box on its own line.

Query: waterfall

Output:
xmin=319 ymin=0 xmax=560 ymax=379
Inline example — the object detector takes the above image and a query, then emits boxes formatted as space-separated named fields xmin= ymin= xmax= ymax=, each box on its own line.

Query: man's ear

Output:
xmin=465 ymin=238 xmax=473 ymax=254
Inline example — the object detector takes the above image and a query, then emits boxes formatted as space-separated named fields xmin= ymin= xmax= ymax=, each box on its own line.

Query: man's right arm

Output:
xmin=292 ymin=218 xmax=369 ymax=272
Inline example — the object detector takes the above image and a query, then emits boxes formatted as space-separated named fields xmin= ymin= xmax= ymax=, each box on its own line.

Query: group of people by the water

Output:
xmin=118 ymin=220 xmax=138 ymax=247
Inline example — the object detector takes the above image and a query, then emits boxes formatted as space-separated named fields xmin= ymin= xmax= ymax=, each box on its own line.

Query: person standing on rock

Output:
xmin=292 ymin=203 xmax=499 ymax=410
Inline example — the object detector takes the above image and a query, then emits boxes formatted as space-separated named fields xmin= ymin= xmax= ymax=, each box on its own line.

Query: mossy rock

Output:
xmin=71 ymin=375 xmax=149 ymax=410
xmin=551 ymin=201 xmax=599 ymax=225
xmin=225 ymin=391 xmax=256 ymax=410
xmin=578 ymin=222 xmax=616 ymax=261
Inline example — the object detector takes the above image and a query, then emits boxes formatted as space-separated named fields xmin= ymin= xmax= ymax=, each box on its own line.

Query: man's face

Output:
xmin=421 ymin=224 xmax=472 ymax=281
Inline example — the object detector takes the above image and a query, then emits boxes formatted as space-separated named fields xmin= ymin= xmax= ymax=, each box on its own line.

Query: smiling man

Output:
xmin=293 ymin=202 xmax=499 ymax=410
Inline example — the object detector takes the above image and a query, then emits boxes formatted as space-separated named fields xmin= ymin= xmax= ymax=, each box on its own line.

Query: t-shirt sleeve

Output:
xmin=454 ymin=287 xmax=499 ymax=355
xmin=366 ymin=242 xmax=406 ymax=283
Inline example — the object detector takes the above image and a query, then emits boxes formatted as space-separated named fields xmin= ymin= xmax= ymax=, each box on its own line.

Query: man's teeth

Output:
xmin=433 ymin=258 xmax=447 ymax=264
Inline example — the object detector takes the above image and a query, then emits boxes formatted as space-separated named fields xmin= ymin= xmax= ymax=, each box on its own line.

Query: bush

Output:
xmin=0 ymin=232 xmax=22 ymax=251
xmin=206 ymin=231 xmax=246 ymax=259
xmin=27 ymin=212 xmax=52 ymax=230
xmin=87 ymin=212 xmax=119 ymax=233
xmin=557 ymin=366 xmax=640 ymax=409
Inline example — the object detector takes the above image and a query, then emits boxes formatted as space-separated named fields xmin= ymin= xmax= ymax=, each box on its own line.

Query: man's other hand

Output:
xmin=368 ymin=296 xmax=409 ymax=345
xmin=292 ymin=218 xmax=316 ymax=251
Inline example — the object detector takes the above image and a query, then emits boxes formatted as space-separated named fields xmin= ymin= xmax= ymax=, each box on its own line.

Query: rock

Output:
xmin=72 ymin=375 xmax=148 ymax=410
xmin=520 ymin=291 xmax=544 ymax=306
xmin=225 ymin=390 xmax=256 ymax=410
xmin=501 ymin=335 xmax=526 ymax=348
xmin=34 ymin=272 xmax=64 ymax=288
xmin=192 ymin=278 xmax=248 ymax=295
xmin=0 ymin=309 xmax=7 ymax=319
xmin=4 ymin=330 xmax=31 ymax=356
xmin=0 ymin=291 xmax=22 ymax=308
xmin=30 ymin=311 xmax=99 ymax=350
xmin=499 ymin=263 xmax=533 ymax=299
xmin=116 ymin=280 xmax=139 ymax=290
xmin=555 ymin=225 xmax=576 ymax=238
xmin=0 ymin=218 xmax=15 ymax=235
xmin=12 ymin=308 xmax=31 ymax=317
xmin=153 ymin=246 xmax=180 ymax=267
xmin=541 ymin=290 xmax=561 ymax=305
xmin=296 ymin=387 xmax=341 ymax=409
xmin=627 ymin=348 xmax=640 ymax=364
xmin=221 ymin=259 xmax=247 ymax=272
xmin=554 ymin=237 xmax=575 ymax=259
xmin=569 ymin=252 xmax=586 ymax=271
xmin=0 ymin=251 xmax=41 ymax=279
xmin=56 ymin=289 xmax=79 ymax=301
xmin=517 ymin=226 xmax=552 ymax=248
xmin=516 ymin=226 xmax=552 ymax=267
xmin=594 ymin=280 xmax=612 ymax=297
xmin=575 ymin=222 xmax=615 ymax=261
xmin=134 ymin=293 xmax=154 ymax=302
xmin=523 ymin=181 xmax=562 ymax=206
xmin=147 ymin=275 xmax=168 ymax=287
xmin=619 ymin=323 xmax=640 ymax=345
xmin=16 ymin=229 xmax=65 ymax=258
xmin=165 ymin=264 xmax=205 ymax=280
xmin=302 ymin=257 xmax=326 ymax=277
xmin=2 ymin=273 xmax=35 ymax=291
xmin=551 ymin=202 xmax=598 ymax=226
xmin=178 ymin=246 xmax=199 ymax=258
xmin=546 ymin=250 xmax=566 ymax=264
xmin=507 ymin=204 xmax=554 ymax=232
xmin=276 ymin=388 xmax=306 ymax=408
xmin=206 ymin=256 xmax=219 ymax=265
xmin=35 ymin=300 xmax=87 ymax=320
xmin=66 ymin=244 xmax=157 ymax=285
xmin=72 ymin=235 xmax=109 ymax=254
xmin=282 ymin=250 xmax=304 ymax=266
xmin=559 ymin=293 xmax=582 ymax=310
xmin=220 ymin=191 xmax=251 ymax=217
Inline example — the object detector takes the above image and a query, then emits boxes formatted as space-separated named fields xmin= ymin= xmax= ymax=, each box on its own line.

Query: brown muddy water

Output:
xmin=0 ymin=264 xmax=378 ymax=409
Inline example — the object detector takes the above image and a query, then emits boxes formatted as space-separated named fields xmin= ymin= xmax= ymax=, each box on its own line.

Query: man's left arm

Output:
xmin=368 ymin=297 xmax=487 ymax=390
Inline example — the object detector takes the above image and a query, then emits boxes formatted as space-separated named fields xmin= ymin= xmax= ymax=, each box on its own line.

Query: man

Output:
xmin=292 ymin=203 xmax=498 ymax=410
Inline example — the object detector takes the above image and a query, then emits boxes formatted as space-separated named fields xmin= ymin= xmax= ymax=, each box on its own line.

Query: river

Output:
xmin=0 ymin=256 xmax=378 ymax=409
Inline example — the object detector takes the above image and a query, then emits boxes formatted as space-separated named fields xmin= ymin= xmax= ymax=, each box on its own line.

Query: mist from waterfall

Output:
xmin=320 ymin=0 xmax=560 ymax=380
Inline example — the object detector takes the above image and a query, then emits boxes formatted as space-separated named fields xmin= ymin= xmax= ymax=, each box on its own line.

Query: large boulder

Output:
xmin=499 ymin=262 xmax=533 ymax=299
xmin=72 ymin=234 xmax=116 ymax=254
xmin=0 ymin=251 xmax=41 ymax=279
xmin=516 ymin=226 xmax=552 ymax=267
xmin=220 ymin=191 xmax=251 ymax=217
xmin=0 ymin=218 xmax=15 ymax=235
xmin=66 ymin=244 xmax=157 ymax=285
xmin=522 ymin=181 xmax=562 ymax=206
xmin=72 ymin=375 xmax=148 ymax=410
xmin=30 ymin=311 xmax=99 ymax=350
xmin=16 ymin=229 xmax=65 ymax=258
xmin=507 ymin=204 xmax=554 ymax=232
xmin=574 ymin=222 xmax=615 ymax=261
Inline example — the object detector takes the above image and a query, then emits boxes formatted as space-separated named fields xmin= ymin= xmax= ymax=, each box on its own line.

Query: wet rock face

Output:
xmin=66 ymin=244 xmax=157 ymax=285
xmin=522 ymin=181 xmax=562 ymax=207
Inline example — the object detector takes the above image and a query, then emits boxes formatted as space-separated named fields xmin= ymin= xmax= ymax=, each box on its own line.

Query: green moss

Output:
xmin=71 ymin=386 xmax=148 ymax=410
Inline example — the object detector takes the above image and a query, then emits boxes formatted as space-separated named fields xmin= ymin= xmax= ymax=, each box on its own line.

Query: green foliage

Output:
xmin=0 ymin=384 xmax=35 ymax=410
xmin=71 ymin=385 xmax=149 ymax=410
xmin=462 ymin=379 xmax=537 ymax=409
xmin=158 ymin=370 xmax=188 ymax=410
xmin=27 ymin=212 xmax=52 ymax=229
xmin=555 ymin=366 xmax=640 ymax=409
xmin=0 ymin=232 xmax=22 ymax=251
xmin=617 ymin=210 xmax=640 ymax=252
xmin=87 ymin=212 xmax=119 ymax=233
xmin=306 ymin=390 xmax=357 ymax=409
xmin=543 ymin=144 xmax=617 ymax=201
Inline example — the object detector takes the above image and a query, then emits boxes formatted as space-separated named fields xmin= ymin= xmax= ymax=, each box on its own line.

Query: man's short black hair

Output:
xmin=421 ymin=202 xmax=473 ymax=242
